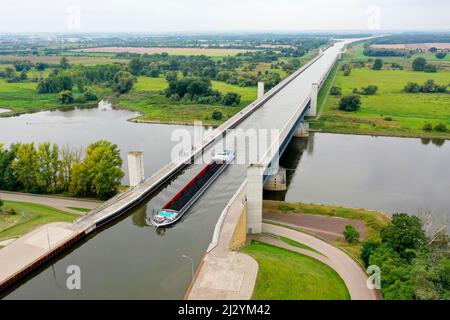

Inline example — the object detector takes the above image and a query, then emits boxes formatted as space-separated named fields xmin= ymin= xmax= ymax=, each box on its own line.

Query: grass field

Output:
xmin=263 ymin=200 xmax=390 ymax=261
xmin=241 ymin=241 xmax=350 ymax=300
xmin=116 ymin=76 xmax=257 ymax=125
xmin=0 ymin=201 xmax=77 ymax=240
xmin=0 ymin=79 xmax=111 ymax=115
xmin=311 ymin=67 xmax=450 ymax=139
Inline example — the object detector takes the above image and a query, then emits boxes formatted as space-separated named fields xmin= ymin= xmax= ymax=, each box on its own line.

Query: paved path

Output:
xmin=0 ymin=191 xmax=100 ymax=214
xmin=187 ymin=184 xmax=258 ymax=300
xmin=263 ymin=223 xmax=377 ymax=300
xmin=0 ymin=222 xmax=80 ymax=285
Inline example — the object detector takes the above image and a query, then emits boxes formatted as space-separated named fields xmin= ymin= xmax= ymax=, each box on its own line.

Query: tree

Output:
xmin=361 ymin=85 xmax=378 ymax=95
xmin=165 ymin=71 xmax=178 ymax=82
xmin=381 ymin=213 xmax=426 ymax=261
xmin=404 ymin=82 xmax=421 ymax=93
xmin=212 ymin=110 xmax=223 ymax=121
xmin=35 ymin=62 xmax=49 ymax=71
xmin=36 ymin=143 xmax=61 ymax=193
xmin=338 ymin=94 xmax=361 ymax=112
xmin=435 ymin=52 xmax=447 ymax=59
xmin=343 ymin=225 xmax=360 ymax=243
xmin=412 ymin=57 xmax=427 ymax=71
xmin=37 ymin=74 xmax=73 ymax=94
xmin=11 ymin=143 xmax=39 ymax=193
xmin=222 ymin=92 xmax=241 ymax=106
xmin=84 ymin=90 xmax=98 ymax=101
xmin=129 ymin=58 xmax=147 ymax=76
xmin=422 ymin=80 xmax=437 ymax=93
xmin=0 ymin=143 xmax=22 ymax=191
xmin=434 ymin=123 xmax=447 ymax=132
xmin=424 ymin=64 xmax=438 ymax=73
xmin=361 ymin=240 xmax=379 ymax=267
xmin=59 ymin=90 xmax=74 ymax=104
xmin=59 ymin=57 xmax=70 ymax=69
xmin=70 ymin=141 xmax=124 ymax=199
xmin=372 ymin=59 xmax=383 ymax=70
xmin=330 ymin=86 xmax=342 ymax=96
xmin=112 ymin=71 xmax=135 ymax=94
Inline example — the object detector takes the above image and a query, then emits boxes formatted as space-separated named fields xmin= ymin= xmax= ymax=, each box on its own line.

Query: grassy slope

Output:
xmin=241 ymin=241 xmax=350 ymax=300
xmin=263 ymin=200 xmax=390 ymax=262
xmin=311 ymin=66 xmax=450 ymax=139
xmin=0 ymin=201 xmax=77 ymax=240
xmin=115 ymin=76 xmax=257 ymax=125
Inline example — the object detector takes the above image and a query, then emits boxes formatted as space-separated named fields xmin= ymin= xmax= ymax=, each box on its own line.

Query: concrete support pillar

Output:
xmin=263 ymin=168 xmax=287 ymax=191
xmin=307 ymin=83 xmax=319 ymax=117
xmin=246 ymin=164 xmax=263 ymax=234
xmin=128 ymin=151 xmax=145 ymax=187
xmin=294 ymin=121 xmax=309 ymax=138
xmin=257 ymin=82 xmax=265 ymax=100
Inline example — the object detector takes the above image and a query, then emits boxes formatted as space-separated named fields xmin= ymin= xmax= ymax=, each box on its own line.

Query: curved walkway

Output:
xmin=263 ymin=223 xmax=377 ymax=300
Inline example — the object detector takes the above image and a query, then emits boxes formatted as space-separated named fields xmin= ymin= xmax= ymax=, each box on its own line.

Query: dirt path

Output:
xmin=0 ymin=191 xmax=100 ymax=214
xmin=263 ymin=223 xmax=377 ymax=300
xmin=263 ymin=211 xmax=367 ymax=242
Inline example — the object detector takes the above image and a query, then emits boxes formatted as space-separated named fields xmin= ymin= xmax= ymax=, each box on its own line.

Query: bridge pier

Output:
xmin=246 ymin=164 xmax=263 ymax=234
xmin=258 ymin=82 xmax=265 ymax=99
xmin=263 ymin=168 xmax=287 ymax=191
xmin=294 ymin=121 xmax=309 ymax=138
xmin=128 ymin=151 xmax=145 ymax=187
xmin=306 ymin=83 xmax=319 ymax=117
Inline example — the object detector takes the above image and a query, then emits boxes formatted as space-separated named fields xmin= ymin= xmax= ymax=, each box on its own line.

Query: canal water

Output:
xmin=1 ymin=105 xmax=449 ymax=299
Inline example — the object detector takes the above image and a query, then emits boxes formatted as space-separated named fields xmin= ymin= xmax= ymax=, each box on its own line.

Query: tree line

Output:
xmin=0 ymin=141 xmax=124 ymax=200
xmin=360 ymin=213 xmax=449 ymax=300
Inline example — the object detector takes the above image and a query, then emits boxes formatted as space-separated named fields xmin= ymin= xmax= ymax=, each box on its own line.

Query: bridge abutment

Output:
xmin=246 ymin=164 xmax=263 ymax=234
xmin=128 ymin=151 xmax=145 ymax=187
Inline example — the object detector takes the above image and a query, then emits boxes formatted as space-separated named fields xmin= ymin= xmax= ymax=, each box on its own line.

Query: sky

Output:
xmin=1 ymin=0 xmax=449 ymax=33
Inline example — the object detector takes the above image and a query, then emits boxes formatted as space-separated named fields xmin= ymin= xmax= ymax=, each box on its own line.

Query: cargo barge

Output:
xmin=152 ymin=150 xmax=235 ymax=227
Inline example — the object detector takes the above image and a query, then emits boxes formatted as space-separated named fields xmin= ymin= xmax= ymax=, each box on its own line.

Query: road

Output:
xmin=0 ymin=191 xmax=100 ymax=214
xmin=262 ymin=223 xmax=377 ymax=300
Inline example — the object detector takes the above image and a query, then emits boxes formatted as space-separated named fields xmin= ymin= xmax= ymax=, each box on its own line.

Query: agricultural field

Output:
xmin=73 ymin=47 xmax=254 ymax=57
xmin=312 ymin=46 xmax=450 ymax=139
xmin=241 ymin=241 xmax=350 ymax=300
xmin=0 ymin=54 xmax=127 ymax=65
xmin=0 ymin=201 xmax=77 ymax=241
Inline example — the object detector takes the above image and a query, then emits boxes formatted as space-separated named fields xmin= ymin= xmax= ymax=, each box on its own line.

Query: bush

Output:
xmin=423 ymin=123 xmax=433 ymax=131
xmin=338 ymin=94 xmax=361 ymax=112
xmin=330 ymin=86 xmax=342 ymax=96
xmin=222 ymin=92 xmax=241 ymax=106
xmin=59 ymin=90 xmax=74 ymax=104
xmin=372 ymin=59 xmax=383 ymax=70
xmin=3 ymin=207 xmax=17 ymax=216
xmin=435 ymin=52 xmax=447 ymax=59
xmin=360 ymin=85 xmax=378 ymax=95
xmin=211 ymin=110 xmax=223 ymax=120
xmin=84 ymin=91 xmax=98 ymax=101
xmin=384 ymin=117 xmax=393 ymax=121
xmin=404 ymin=82 xmax=421 ymax=93
xmin=434 ymin=123 xmax=448 ymax=132
xmin=343 ymin=69 xmax=351 ymax=76
xmin=424 ymin=64 xmax=438 ymax=73
xmin=343 ymin=225 xmax=360 ymax=243
xmin=412 ymin=57 xmax=427 ymax=71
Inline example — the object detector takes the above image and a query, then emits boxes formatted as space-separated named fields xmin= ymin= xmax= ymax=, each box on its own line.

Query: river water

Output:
xmin=1 ymin=104 xmax=449 ymax=299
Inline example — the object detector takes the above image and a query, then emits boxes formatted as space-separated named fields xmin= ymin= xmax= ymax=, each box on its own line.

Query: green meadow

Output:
xmin=241 ymin=241 xmax=350 ymax=300
xmin=311 ymin=67 xmax=450 ymax=139
xmin=115 ymin=76 xmax=257 ymax=125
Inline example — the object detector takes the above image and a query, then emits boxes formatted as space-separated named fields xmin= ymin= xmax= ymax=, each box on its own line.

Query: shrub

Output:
xmin=59 ymin=90 xmax=74 ymax=104
xmin=372 ymin=59 xmax=383 ymax=70
xmin=404 ymin=82 xmax=421 ymax=93
xmin=424 ymin=64 xmax=438 ymax=73
xmin=344 ymin=225 xmax=360 ymax=243
xmin=338 ymin=94 xmax=361 ymax=112
xmin=3 ymin=207 xmax=17 ymax=216
xmin=423 ymin=123 xmax=433 ymax=131
xmin=211 ymin=110 xmax=223 ymax=120
xmin=84 ymin=91 xmax=98 ymax=101
xmin=435 ymin=52 xmax=447 ymax=59
xmin=434 ymin=123 xmax=447 ymax=132
xmin=384 ymin=117 xmax=393 ymax=121
xmin=361 ymin=85 xmax=378 ymax=95
xmin=361 ymin=240 xmax=379 ymax=267
xmin=330 ymin=86 xmax=342 ymax=96
xmin=222 ymin=92 xmax=241 ymax=106
xmin=343 ymin=69 xmax=351 ymax=76
xmin=278 ymin=204 xmax=295 ymax=212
